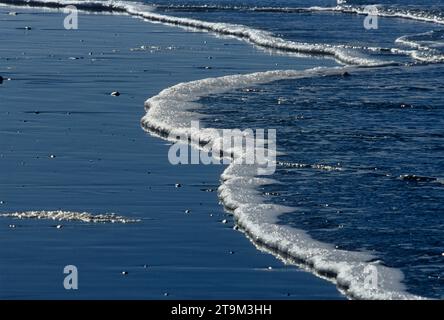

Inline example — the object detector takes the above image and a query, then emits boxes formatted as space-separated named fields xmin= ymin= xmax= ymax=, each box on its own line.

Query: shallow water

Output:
xmin=1 ymin=0 xmax=443 ymax=299
xmin=0 ymin=8 xmax=344 ymax=299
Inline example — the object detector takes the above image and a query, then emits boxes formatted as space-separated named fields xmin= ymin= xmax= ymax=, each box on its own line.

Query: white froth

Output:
xmin=395 ymin=32 xmax=444 ymax=63
xmin=141 ymin=67 xmax=349 ymax=154
xmin=129 ymin=2 xmax=444 ymax=27
xmin=328 ymin=4 xmax=444 ymax=26
xmin=218 ymin=170 xmax=422 ymax=299
xmin=1 ymin=0 xmax=393 ymax=67
xmin=7 ymin=0 xmax=444 ymax=65
xmin=141 ymin=66 xmax=424 ymax=299
xmin=0 ymin=210 xmax=140 ymax=223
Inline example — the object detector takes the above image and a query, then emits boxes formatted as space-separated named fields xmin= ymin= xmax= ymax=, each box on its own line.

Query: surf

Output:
xmin=140 ymin=66 xmax=425 ymax=300
xmin=0 ymin=0 xmax=395 ymax=67
xmin=3 ymin=0 xmax=444 ymax=66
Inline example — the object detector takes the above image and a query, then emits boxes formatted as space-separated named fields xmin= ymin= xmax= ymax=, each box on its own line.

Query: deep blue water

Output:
xmin=199 ymin=66 xmax=444 ymax=298
xmin=173 ymin=0 xmax=444 ymax=298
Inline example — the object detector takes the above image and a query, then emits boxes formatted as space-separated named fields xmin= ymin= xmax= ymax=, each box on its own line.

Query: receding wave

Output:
xmin=148 ymin=1 xmax=444 ymax=64
xmin=0 ymin=0 xmax=394 ymax=67
xmin=140 ymin=66 xmax=423 ymax=300
xmin=146 ymin=2 xmax=444 ymax=26
xmin=396 ymin=31 xmax=444 ymax=63
xmin=150 ymin=3 xmax=316 ymax=14
xmin=148 ymin=2 xmax=444 ymax=26
xmin=4 ymin=0 xmax=444 ymax=64
xmin=7 ymin=0 xmax=441 ymax=28
xmin=0 ymin=210 xmax=140 ymax=223
xmin=333 ymin=4 xmax=444 ymax=26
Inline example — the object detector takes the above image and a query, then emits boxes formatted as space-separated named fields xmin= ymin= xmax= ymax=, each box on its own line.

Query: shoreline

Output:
xmin=0 ymin=7 xmax=344 ymax=299
xmin=1 ymin=0 xmax=441 ymax=300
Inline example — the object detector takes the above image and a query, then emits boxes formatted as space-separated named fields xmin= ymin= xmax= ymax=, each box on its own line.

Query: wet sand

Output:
xmin=0 ymin=7 xmax=343 ymax=299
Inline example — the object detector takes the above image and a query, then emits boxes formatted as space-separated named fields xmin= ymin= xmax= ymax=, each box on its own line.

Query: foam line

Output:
xmin=331 ymin=4 xmax=444 ymax=26
xmin=5 ymin=1 xmax=442 ymax=27
xmin=140 ymin=66 xmax=424 ymax=299
xmin=6 ymin=0 xmax=443 ymax=64
xmin=124 ymin=2 xmax=444 ymax=27
xmin=0 ymin=210 xmax=140 ymax=223
xmin=396 ymin=32 xmax=444 ymax=63
xmin=0 ymin=0 xmax=393 ymax=67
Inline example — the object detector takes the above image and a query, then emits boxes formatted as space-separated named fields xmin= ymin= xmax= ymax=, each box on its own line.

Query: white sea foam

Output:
xmin=396 ymin=34 xmax=431 ymax=51
xmin=140 ymin=2 xmax=444 ymax=64
xmin=147 ymin=2 xmax=444 ymax=65
xmin=141 ymin=66 xmax=424 ymax=299
xmin=0 ymin=210 xmax=140 ymax=223
xmin=137 ymin=2 xmax=444 ymax=65
xmin=134 ymin=2 xmax=444 ymax=26
xmin=315 ymin=4 xmax=444 ymax=26
xmin=0 ymin=0 xmax=393 ymax=67
xmin=6 ymin=0 xmax=444 ymax=65
xmin=396 ymin=32 xmax=444 ymax=63
xmin=123 ymin=2 xmax=444 ymax=27
xmin=318 ymin=4 xmax=444 ymax=63
xmin=277 ymin=161 xmax=343 ymax=171
xmin=5 ymin=1 xmax=442 ymax=29
xmin=409 ymin=51 xmax=444 ymax=64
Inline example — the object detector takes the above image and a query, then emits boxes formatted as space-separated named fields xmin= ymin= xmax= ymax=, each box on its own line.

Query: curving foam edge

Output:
xmin=140 ymin=66 xmax=425 ymax=300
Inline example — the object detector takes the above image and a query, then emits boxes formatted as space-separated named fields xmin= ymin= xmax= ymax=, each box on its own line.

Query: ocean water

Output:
xmin=142 ymin=0 xmax=444 ymax=299
xmin=1 ymin=0 xmax=444 ymax=299
xmin=197 ymin=66 xmax=444 ymax=299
